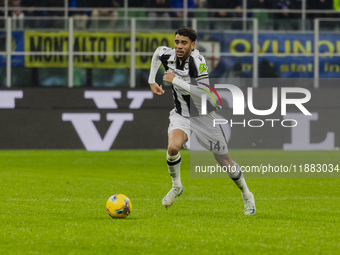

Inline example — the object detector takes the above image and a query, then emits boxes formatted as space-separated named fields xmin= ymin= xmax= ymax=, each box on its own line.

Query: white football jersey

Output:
xmin=155 ymin=46 xmax=217 ymax=117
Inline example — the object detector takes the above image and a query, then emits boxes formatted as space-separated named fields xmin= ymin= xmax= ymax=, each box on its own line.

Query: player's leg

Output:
xmin=214 ymin=153 xmax=249 ymax=194
xmin=214 ymin=153 xmax=256 ymax=215
xmin=191 ymin=112 xmax=256 ymax=215
xmin=162 ymin=129 xmax=187 ymax=208
xmin=167 ymin=129 xmax=187 ymax=187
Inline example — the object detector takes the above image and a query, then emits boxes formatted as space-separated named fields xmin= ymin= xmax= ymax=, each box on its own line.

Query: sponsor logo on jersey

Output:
xmin=199 ymin=63 xmax=207 ymax=72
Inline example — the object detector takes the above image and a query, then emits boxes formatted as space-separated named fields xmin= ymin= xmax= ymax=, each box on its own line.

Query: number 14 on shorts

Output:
xmin=209 ymin=140 xmax=224 ymax=152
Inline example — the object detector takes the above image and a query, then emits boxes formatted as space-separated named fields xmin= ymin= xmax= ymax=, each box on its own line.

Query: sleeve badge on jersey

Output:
xmin=199 ymin=63 xmax=208 ymax=72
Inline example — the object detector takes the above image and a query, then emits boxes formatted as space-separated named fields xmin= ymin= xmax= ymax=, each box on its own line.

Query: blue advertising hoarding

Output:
xmin=0 ymin=31 xmax=25 ymax=67
xmin=200 ymin=32 xmax=340 ymax=78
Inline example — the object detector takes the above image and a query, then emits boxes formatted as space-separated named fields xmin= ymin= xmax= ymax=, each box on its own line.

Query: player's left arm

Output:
xmin=163 ymin=71 xmax=205 ymax=100
xmin=163 ymin=71 xmax=189 ymax=91
xmin=194 ymin=54 xmax=210 ymax=87
xmin=194 ymin=55 xmax=223 ymax=110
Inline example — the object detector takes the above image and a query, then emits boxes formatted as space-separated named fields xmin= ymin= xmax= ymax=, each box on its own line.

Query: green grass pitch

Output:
xmin=0 ymin=150 xmax=339 ymax=254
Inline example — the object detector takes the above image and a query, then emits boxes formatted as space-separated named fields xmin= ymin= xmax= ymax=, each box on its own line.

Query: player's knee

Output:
xmin=167 ymin=144 xmax=180 ymax=156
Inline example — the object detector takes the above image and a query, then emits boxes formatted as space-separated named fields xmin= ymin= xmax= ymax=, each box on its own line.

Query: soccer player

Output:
xmin=148 ymin=26 xmax=256 ymax=215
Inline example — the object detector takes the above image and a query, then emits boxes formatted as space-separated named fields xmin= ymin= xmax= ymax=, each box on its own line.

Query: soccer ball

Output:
xmin=106 ymin=194 xmax=132 ymax=218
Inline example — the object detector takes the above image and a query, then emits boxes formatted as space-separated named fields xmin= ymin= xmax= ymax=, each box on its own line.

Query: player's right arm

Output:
xmin=148 ymin=47 xmax=167 ymax=95
xmin=149 ymin=83 xmax=165 ymax=95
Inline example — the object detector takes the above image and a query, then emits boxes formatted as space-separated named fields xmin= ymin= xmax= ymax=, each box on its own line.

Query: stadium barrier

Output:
xmin=1 ymin=16 xmax=340 ymax=88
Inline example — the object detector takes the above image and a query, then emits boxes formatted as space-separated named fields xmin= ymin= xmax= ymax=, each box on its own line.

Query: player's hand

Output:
xmin=163 ymin=70 xmax=176 ymax=84
xmin=149 ymin=83 xmax=165 ymax=95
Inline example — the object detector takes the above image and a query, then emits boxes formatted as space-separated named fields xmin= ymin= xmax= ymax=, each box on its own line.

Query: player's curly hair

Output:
xmin=175 ymin=26 xmax=197 ymax=42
